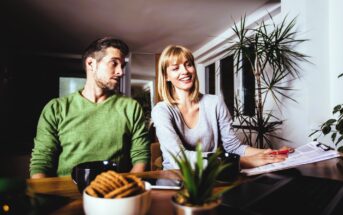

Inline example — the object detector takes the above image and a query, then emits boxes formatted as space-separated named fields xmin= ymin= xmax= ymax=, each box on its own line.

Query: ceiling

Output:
xmin=0 ymin=0 xmax=278 ymax=56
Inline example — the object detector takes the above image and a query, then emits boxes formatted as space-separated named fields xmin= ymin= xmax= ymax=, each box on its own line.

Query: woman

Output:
xmin=151 ymin=45 xmax=291 ymax=170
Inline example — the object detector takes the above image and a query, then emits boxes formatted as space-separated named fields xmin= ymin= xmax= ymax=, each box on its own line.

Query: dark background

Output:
xmin=0 ymin=52 xmax=83 ymax=155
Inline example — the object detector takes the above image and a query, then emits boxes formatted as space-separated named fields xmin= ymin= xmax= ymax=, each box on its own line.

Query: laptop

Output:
xmin=220 ymin=173 xmax=343 ymax=215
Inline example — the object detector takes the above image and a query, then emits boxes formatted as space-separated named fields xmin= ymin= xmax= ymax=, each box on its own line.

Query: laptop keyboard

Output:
xmin=248 ymin=176 xmax=343 ymax=215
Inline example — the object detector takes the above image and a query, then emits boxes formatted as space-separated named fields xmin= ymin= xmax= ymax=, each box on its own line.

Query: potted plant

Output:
xmin=225 ymin=15 xmax=309 ymax=148
xmin=170 ymin=144 xmax=234 ymax=214
xmin=309 ymin=73 xmax=343 ymax=152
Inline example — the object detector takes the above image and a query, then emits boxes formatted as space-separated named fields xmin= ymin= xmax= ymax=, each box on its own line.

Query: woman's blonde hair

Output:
xmin=157 ymin=45 xmax=200 ymax=105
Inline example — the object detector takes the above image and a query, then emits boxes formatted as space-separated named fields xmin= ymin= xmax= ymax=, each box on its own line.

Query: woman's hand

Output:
xmin=278 ymin=145 xmax=295 ymax=153
xmin=240 ymin=149 xmax=288 ymax=169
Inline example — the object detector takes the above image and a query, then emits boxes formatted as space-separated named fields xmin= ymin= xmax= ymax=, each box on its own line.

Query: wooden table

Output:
xmin=27 ymin=170 xmax=181 ymax=215
xmin=26 ymin=157 xmax=343 ymax=215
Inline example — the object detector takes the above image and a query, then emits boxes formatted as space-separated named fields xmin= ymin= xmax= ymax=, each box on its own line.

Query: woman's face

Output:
xmin=166 ymin=57 xmax=196 ymax=92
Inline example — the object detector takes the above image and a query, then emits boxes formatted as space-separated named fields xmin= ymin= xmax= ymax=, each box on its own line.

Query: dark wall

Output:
xmin=0 ymin=51 xmax=83 ymax=155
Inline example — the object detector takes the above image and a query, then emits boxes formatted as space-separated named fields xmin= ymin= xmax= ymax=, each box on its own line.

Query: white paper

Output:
xmin=241 ymin=141 xmax=341 ymax=176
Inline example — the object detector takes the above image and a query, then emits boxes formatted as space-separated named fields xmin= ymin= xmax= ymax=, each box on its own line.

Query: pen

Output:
xmin=269 ymin=149 xmax=289 ymax=155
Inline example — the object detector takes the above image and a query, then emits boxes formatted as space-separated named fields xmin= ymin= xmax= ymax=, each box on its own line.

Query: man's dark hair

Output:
xmin=82 ymin=37 xmax=129 ymax=70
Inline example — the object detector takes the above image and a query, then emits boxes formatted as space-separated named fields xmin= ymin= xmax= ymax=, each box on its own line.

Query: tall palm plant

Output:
xmin=226 ymin=15 xmax=309 ymax=148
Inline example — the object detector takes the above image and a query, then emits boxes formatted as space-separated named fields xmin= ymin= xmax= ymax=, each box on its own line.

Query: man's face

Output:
xmin=91 ymin=47 xmax=126 ymax=91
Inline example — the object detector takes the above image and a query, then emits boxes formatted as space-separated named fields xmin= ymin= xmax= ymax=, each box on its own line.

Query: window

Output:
xmin=201 ymin=49 xmax=256 ymax=118
xmin=205 ymin=63 xmax=215 ymax=95
xmin=220 ymin=55 xmax=235 ymax=116
xmin=131 ymin=79 xmax=154 ymax=127
xmin=242 ymin=46 xmax=256 ymax=116
xmin=59 ymin=77 xmax=86 ymax=97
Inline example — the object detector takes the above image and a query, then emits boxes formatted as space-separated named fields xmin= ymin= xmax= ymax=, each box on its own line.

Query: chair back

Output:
xmin=150 ymin=142 xmax=162 ymax=171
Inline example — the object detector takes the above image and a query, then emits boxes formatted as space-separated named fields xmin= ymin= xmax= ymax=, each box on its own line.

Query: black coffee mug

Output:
xmin=71 ymin=160 xmax=117 ymax=193
xmin=216 ymin=153 xmax=240 ymax=182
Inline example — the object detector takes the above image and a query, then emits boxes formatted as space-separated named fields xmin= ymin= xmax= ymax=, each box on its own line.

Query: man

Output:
xmin=30 ymin=37 xmax=150 ymax=178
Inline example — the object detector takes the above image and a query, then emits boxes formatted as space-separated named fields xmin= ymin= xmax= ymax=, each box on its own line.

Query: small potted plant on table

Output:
xmin=170 ymin=144 xmax=233 ymax=215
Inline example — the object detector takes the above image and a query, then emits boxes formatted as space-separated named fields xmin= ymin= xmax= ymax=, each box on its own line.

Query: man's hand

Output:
xmin=31 ymin=173 xmax=47 ymax=179
xmin=130 ymin=163 xmax=146 ymax=173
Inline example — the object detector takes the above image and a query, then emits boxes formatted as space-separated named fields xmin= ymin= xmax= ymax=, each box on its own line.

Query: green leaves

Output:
xmin=337 ymin=120 xmax=343 ymax=134
xmin=170 ymin=144 xmax=230 ymax=206
xmin=226 ymin=15 xmax=308 ymax=148
xmin=312 ymin=73 xmax=343 ymax=148
xmin=310 ymin=103 xmax=343 ymax=147
xmin=233 ymin=97 xmax=287 ymax=148
xmin=333 ymin=105 xmax=342 ymax=114
xmin=228 ymin=16 xmax=308 ymax=105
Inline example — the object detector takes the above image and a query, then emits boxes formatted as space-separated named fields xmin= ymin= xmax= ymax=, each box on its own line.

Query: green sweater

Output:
xmin=30 ymin=92 xmax=150 ymax=176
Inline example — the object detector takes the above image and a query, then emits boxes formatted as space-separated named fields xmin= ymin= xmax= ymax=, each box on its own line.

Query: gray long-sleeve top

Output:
xmin=151 ymin=94 xmax=247 ymax=170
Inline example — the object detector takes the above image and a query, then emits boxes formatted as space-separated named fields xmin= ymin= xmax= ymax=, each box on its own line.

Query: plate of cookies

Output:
xmin=83 ymin=170 xmax=151 ymax=215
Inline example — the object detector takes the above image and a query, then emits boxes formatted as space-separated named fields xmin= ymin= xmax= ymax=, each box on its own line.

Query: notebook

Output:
xmin=241 ymin=142 xmax=341 ymax=176
xmin=220 ymin=173 xmax=343 ymax=215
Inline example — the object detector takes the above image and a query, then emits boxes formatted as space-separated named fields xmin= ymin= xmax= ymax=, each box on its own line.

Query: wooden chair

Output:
xmin=150 ymin=142 xmax=163 ymax=171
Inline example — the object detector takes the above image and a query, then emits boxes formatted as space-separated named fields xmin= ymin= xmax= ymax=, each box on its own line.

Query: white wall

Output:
xmin=280 ymin=0 xmax=329 ymax=147
xmin=329 ymin=0 xmax=343 ymax=106
xmin=196 ymin=64 xmax=206 ymax=94
xmin=130 ymin=53 xmax=156 ymax=104
xmin=194 ymin=0 xmax=343 ymax=148
xmin=131 ymin=54 xmax=156 ymax=78
xmin=281 ymin=0 xmax=342 ymax=148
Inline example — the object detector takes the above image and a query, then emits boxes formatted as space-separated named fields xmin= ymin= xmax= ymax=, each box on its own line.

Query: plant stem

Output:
xmin=254 ymin=57 xmax=264 ymax=148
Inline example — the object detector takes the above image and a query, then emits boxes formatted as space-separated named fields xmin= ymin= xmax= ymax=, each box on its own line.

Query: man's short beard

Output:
xmin=95 ymin=79 xmax=117 ymax=92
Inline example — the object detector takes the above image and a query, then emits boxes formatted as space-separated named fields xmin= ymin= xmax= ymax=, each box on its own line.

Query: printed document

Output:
xmin=241 ymin=141 xmax=341 ymax=176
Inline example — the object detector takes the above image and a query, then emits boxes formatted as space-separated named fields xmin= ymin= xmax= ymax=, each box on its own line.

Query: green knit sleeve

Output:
xmin=30 ymin=100 xmax=61 ymax=176
xmin=129 ymin=101 xmax=151 ymax=165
